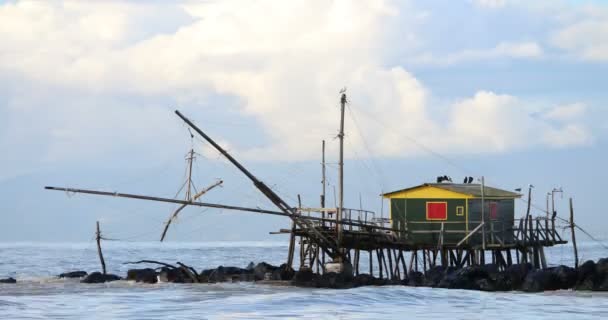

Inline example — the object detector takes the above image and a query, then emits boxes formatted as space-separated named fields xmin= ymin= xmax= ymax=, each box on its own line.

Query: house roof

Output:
xmin=382 ymin=183 xmax=522 ymax=199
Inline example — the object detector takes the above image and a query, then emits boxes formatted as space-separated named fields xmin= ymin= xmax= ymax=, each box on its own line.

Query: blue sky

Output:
xmin=1 ymin=0 xmax=607 ymax=242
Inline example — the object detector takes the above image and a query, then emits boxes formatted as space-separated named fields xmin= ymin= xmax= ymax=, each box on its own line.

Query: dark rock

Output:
xmin=81 ymin=272 xmax=121 ymax=283
xmin=576 ymin=260 xmax=599 ymax=291
xmin=595 ymin=276 xmax=608 ymax=291
xmin=353 ymin=274 xmax=376 ymax=287
xmin=238 ymin=273 xmax=255 ymax=282
xmin=126 ymin=268 xmax=158 ymax=284
xmin=158 ymin=267 xmax=187 ymax=283
xmin=596 ymin=258 xmax=608 ymax=275
xmin=424 ymin=266 xmax=447 ymax=287
xmin=222 ymin=266 xmax=248 ymax=275
xmin=577 ymin=260 xmax=596 ymax=282
xmin=58 ymin=271 xmax=88 ymax=278
xmin=475 ymin=278 xmax=497 ymax=292
xmin=551 ymin=265 xmax=578 ymax=289
xmin=208 ymin=266 xmax=226 ymax=283
xmin=253 ymin=262 xmax=279 ymax=281
xmin=522 ymin=269 xmax=560 ymax=292
xmin=576 ymin=277 xmax=595 ymax=291
xmin=293 ymin=268 xmax=314 ymax=284
xmin=505 ymin=263 xmax=533 ymax=290
xmin=316 ymin=272 xmax=353 ymax=289
xmin=246 ymin=262 xmax=255 ymax=271
xmin=436 ymin=265 xmax=493 ymax=290
xmin=492 ymin=272 xmax=513 ymax=291
xmin=592 ymin=258 xmax=608 ymax=291
xmin=407 ymin=271 xmax=424 ymax=287
xmin=278 ymin=264 xmax=295 ymax=281
xmin=481 ymin=264 xmax=500 ymax=275
xmin=0 ymin=277 xmax=16 ymax=284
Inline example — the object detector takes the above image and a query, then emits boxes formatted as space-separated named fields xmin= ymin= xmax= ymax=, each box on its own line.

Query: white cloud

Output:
xmin=470 ymin=0 xmax=508 ymax=9
xmin=542 ymin=103 xmax=587 ymax=122
xmin=0 ymin=0 xmax=594 ymax=168
xmin=552 ymin=20 xmax=608 ymax=61
xmin=414 ymin=41 xmax=543 ymax=66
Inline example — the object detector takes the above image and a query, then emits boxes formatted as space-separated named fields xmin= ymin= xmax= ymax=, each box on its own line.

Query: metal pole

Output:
xmin=321 ymin=140 xmax=326 ymax=224
xmin=481 ymin=176 xmax=486 ymax=250
xmin=321 ymin=140 xmax=326 ymax=268
xmin=337 ymin=93 xmax=347 ymax=259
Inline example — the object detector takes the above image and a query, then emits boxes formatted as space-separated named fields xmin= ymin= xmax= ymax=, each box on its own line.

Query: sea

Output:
xmin=0 ymin=241 xmax=607 ymax=320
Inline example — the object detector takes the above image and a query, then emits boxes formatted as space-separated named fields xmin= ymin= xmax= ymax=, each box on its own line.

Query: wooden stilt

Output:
xmin=387 ymin=249 xmax=394 ymax=279
xmin=377 ymin=250 xmax=384 ymax=279
xmin=569 ymin=198 xmax=579 ymax=270
xmin=369 ymin=250 xmax=373 ymax=276
xmin=400 ymin=250 xmax=407 ymax=279
xmin=95 ymin=221 xmax=107 ymax=275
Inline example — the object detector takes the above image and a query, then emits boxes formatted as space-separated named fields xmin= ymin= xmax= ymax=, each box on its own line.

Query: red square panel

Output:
xmin=427 ymin=202 xmax=447 ymax=220
xmin=489 ymin=202 xmax=498 ymax=220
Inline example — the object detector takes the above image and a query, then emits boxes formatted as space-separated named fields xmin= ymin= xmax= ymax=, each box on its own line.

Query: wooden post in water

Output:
xmin=369 ymin=250 xmax=373 ymax=276
xmin=569 ymin=198 xmax=579 ymax=270
xmin=95 ymin=221 xmax=107 ymax=275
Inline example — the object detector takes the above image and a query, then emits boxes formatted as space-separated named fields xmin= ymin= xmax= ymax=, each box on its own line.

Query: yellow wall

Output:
xmin=384 ymin=186 xmax=473 ymax=199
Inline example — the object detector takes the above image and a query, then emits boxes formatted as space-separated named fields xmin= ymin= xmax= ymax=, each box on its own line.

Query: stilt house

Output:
xmin=383 ymin=182 xmax=522 ymax=246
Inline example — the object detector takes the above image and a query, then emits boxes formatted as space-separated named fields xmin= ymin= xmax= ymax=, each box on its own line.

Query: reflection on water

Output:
xmin=0 ymin=242 xmax=607 ymax=319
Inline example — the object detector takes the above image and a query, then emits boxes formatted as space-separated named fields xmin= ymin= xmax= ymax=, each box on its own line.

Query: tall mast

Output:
xmin=337 ymin=91 xmax=347 ymax=256
xmin=185 ymin=149 xmax=195 ymax=201
xmin=321 ymin=140 xmax=326 ymax=222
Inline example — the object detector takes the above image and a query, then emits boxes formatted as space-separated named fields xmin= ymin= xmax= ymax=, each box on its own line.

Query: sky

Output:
xmin=1 ymin=0 xmax=607 ymax=243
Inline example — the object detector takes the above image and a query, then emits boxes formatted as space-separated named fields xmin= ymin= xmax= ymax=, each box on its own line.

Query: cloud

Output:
xmin=552 ymin=20 xmax=608 ymax=61
xmin=470 ymin=0 xmax=508 ymax=9
xmin=542 ymin=103 xmax=587 ymax=122
xmin=414 ymin=41 xmax=543 ymax=66
xmin=0 ymin=0 xmax=594 ymax=170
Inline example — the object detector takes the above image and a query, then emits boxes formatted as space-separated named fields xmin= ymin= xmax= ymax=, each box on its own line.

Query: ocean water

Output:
xmin=1 ymin=241 xmax=607 ymax=319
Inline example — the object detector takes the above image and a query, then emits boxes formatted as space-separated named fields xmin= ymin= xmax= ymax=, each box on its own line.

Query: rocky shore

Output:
xmin=4 ymin=258 xmax=606 ymax=293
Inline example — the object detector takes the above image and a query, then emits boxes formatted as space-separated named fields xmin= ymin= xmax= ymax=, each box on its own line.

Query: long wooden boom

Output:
xmin=44 ymin=186 xmax=397 ymax=232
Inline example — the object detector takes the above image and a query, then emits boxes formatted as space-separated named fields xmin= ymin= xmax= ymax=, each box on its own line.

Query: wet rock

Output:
xmin=81 ymin=272 xmax=121 ymax=284
xmin=593 ymin=258 xmax=608 ymax=291
xmin=505 ymin=263 xmax=533 ymax=290
xmin=127 ymin=268 xmax=158 ymax=284
xmin=207 ymin=266 xmax=226 ymax=283
xmin=158 ymin=267 xmax=187 ymax=283
xmin=238 ymin=273 xmax=255 ymax=282
xmin=0 ymin=277 xmax=16 ymax=284
xmin=576 ymin=260 xmax=598 ymax=291
xmin=577 ymin=260 xmax=596 ymax=282
xmin=596 ymin=258 xmax=608 ymax=275
xmin=522 ymin=269 xmax=560 ymax=292
xmin=407 ymin=271 xmax=424 ymax=287
xmin=278 ymin=264 xmax=295 ymax=281
xmin=293 ymin=268 xmax=314 ymax=284
xmin=58 ymin=271 xmax=88 ymax=278
xmin=316 ymin=272 xmax=353 ymax=289
xmin=492 ymin=272 xmax=513 ymax=291
xmin=424 ymin=266 xmax=447 ymax=287
xmin=352 ymin=274 xmax=376 ymax=287
xmin=253 ymin=262 xmax=279 ymax=281
xmin=475 ymin=278 xmax=497 ymax=292
xmin=551 ymin=266 xmax=577 ymax=289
